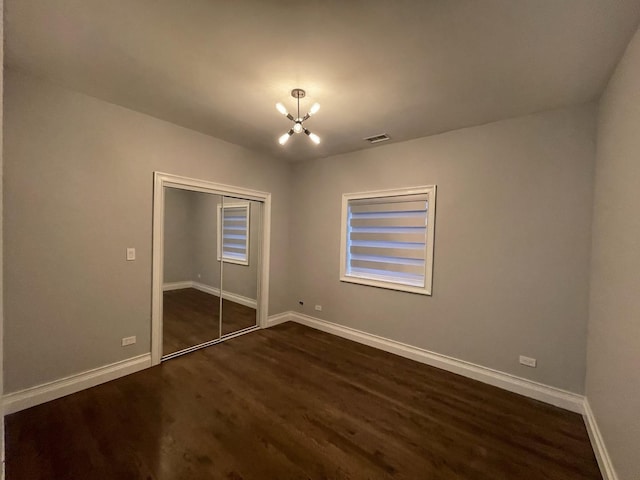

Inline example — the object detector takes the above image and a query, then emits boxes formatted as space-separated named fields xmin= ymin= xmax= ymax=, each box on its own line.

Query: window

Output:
xmin=217 ymin=202 xmax=250 ymax=265
xmin=340 ymin=186 xmax=436 ymax=295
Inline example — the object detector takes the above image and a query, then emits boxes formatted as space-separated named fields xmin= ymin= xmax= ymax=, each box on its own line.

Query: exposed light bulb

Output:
xmin=275 ymin=103 xmax=288 ymax=115
xmin=278 ymin=131 xmax=292 ymax=145
xmin=309 ymin=103 xmax=320 ymax=116
xmin=277 ymin=90 xmax=321 ymax=146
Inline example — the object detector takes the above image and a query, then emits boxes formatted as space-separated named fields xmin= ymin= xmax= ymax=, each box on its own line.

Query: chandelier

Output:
xmin=276 ymin=89 xmax=320 ymax=145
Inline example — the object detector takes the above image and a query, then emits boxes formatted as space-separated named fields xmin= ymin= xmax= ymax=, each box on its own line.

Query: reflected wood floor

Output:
xmin=163 ymin=288 xmax=256 ymax=355
xmin=6 ymin=322 xmax=601 ymax=480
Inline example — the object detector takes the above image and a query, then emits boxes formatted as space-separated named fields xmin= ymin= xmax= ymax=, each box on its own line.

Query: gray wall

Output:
xmin=587 ymin=27 xmax=640 ymax=480
xmin=291 ymin=104 xmax=596 ymax=393
xmin=3 ymin=70 xmax=292 ymax=393
xmin=163 ymin=190 xmax=259 ymax=300
xmin=163 ymin=187 xmax=196 ymax=283
xmin=190 ymin=191 xmax=221 ymax=288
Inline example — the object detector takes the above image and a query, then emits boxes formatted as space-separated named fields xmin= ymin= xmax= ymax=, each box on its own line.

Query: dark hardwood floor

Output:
xmin=6 ymin=322 xmax=601 ymax=480
xmin=163 ymin=288 xmax=257 ymax=355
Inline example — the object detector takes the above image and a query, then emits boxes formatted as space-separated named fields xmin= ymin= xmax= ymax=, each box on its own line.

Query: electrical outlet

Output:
xmin=315 ymin=305 xmax=322 ymax=311
xmin=122 ymin=336 xmax=137 ymax=346
xmin=519 ymin=355 xmax=537 ymax=368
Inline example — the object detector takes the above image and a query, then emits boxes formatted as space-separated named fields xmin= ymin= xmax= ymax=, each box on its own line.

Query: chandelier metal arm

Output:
xmin=276 ymin=88 xmax=321 ymax=145
xmin=303 ymin=128 xmax=320 ymax=144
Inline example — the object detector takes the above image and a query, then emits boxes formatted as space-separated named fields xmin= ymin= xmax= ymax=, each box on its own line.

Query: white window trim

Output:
xmin=217 ymin=201 xmax=250 ymax=266
xmin=339 ymin=185 xmax=437 ymax=296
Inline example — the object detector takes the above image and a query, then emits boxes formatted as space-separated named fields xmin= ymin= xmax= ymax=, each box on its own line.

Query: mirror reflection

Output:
xmin=220 ymin=198 xmax=260 ymax=336
xmin=162 ymin=188 xmax=261 ymax=357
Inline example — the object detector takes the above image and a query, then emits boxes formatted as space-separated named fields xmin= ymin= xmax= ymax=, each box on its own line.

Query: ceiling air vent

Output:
xmin=364 ymin=133 xmax=390 ymax=144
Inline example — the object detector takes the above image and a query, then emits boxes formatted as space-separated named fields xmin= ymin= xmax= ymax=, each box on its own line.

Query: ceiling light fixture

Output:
xmin=276 ymin=88 xmax=320 ymax=146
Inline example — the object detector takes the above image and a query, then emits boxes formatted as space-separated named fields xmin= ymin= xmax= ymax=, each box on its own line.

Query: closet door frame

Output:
xmin=151 ymin=172 xmax=271 ymax=366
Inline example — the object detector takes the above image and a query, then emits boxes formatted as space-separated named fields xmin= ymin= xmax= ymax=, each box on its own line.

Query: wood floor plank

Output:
xmin=163 ymin=288 xmax=256 ymax=355
xmin=6 ymin=322 xmax=601 ymax=480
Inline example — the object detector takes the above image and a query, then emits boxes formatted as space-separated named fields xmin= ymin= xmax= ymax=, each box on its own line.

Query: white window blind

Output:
xmin=217 ymin=203 xmax=250 ymax=265
xmin=340 ymin=186 xmax=436 ymax=295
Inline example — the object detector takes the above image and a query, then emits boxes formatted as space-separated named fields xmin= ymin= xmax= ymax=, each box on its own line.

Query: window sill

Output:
xmin=340 ymin=274 xmax=432 ymax=296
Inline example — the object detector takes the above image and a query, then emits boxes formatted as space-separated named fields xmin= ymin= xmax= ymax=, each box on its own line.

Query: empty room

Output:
xmin=1 ymin=1 xmax=639 ymax=479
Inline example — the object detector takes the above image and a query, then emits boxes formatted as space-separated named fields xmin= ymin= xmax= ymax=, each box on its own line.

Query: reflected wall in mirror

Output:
xmin=220 ymin=198 xmax=261 ymax=336
xmin=162 ymin=187 xmax=222 ymax=356
xmin=162 ymin=188 xmax=262 ymax=357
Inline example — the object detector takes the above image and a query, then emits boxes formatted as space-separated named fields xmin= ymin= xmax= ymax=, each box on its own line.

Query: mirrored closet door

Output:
xmin=220 ymin=197 xmax=261 ymax=337
xmin=161 ymin=186 xmax=262 ymax=359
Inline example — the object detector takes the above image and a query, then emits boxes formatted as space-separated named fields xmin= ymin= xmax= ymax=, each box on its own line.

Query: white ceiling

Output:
xmin=5 ymin=0 xmax=640 ymax=162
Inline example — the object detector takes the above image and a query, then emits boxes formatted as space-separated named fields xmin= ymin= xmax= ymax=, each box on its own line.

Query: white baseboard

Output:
xmin=583 ymin=399 xmax=618 ymax=480
xmin=273 ymin=311 xmax=585 ymax=414
xmin=191 ymin=281 xmax=257 ymax=309
xmin=163 ymin=281 xmax=257 ymax=309
xmin=162 ymin=281 xmax=192 ymax=291
xmin=2 ymin=354 xmax=152 ymax=415
xmin=190 ymin=281 xmax=220 ymax=297
xmin=266 ymin=311 xmax=294 ymax=328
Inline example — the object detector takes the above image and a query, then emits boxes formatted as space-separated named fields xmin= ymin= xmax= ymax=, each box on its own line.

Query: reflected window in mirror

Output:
xmin=217 ymin=202 xmax=250 ymax=265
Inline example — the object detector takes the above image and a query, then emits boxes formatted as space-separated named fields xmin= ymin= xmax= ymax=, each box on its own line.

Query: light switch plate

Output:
xmin=126 ymin=248 xmax=136 ymax=261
